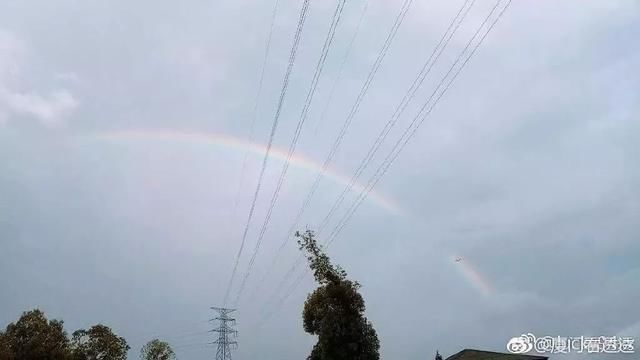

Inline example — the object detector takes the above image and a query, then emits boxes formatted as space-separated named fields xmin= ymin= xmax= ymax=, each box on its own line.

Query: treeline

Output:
xmin=0 ymin=309 xmax=175 ymax=360
xmin=2 ymin=229 xmax=379 ymax=360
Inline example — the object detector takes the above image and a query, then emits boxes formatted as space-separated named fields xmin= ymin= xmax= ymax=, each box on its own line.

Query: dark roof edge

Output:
xmin=444 ymin=348 xmax=549 ymax=360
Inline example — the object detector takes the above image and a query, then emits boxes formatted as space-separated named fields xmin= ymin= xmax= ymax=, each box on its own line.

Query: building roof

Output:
xmin=445 ymin=349 xmax=549 ymax=360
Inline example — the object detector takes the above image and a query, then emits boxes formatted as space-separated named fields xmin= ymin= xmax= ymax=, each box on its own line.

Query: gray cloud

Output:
xmin=1 ymin=0 xmax=639 ymax=359
xmin=0 ymin=30 xmax=79 ymax=127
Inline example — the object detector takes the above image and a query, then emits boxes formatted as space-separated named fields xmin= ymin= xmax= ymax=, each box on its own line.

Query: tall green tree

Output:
xmin=2 ymin=309 xmax=70 ymax=360
xmin=70 ymin=324 xmax=129 ymax=360
xmin=140 ymin=339 xmax=176 ymax=360
xmin=0 ymin=331 xmax=14 ymax=360
xmin=297 ymin=230 xmax=380 ymax=360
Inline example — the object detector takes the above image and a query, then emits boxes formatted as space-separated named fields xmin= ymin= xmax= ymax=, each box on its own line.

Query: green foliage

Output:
xmin=70 ymin=325 xmax=129 ymax=360
xmin=2 ymin=309 xmax=70 ymax=360
xmin=297 ymin=230 xmax=380 ymax=360
xmin=1 ymin=310 xmax=130 ymax=360
xmin=140 ymin=339 xmax=176 ymax=360
xmin=0 ymin=331 xmax=15 ymax=360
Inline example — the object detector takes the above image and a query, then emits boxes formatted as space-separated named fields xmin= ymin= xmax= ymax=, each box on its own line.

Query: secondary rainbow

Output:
xmin=87 ymin=130 xmax=402 ymax=214
xmin=452 ymin=255 xmax=493 ymax=296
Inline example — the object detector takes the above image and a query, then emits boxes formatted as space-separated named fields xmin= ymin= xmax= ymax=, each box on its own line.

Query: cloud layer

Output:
xmin=0 ymin=30 xmax=78 ymax=127
xmin=0 ymin=1 xmax=638 ymax=359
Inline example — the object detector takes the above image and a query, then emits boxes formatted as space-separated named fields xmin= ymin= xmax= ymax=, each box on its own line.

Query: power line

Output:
xmin=232 ymin=0 xmax=347 ymax=306
xmin=223 ymin=0 xmax=312 ymax=305
xmin=316 ymin=0 xmax=476 ymax=235
xmin=248 ymin=0 xmax=414 ymax=305
xmin=233 ymin=0 xmax=282 ymax=211
xmin=256 ymin=265 xmax=309 ymax=329
xmin=162 ymin=330 xmax=211 ymax=341
xmin=261 ymin=246 xmax=305 ymax=313
xmin=314 ymin=0 xmax=369 ymax=136
xmin=325 ymin=0 xmax=512 ymax=248
xmin=261 ymin=0 xmax=512 ymax=324
xmin=172 ymin=342 xmax=215 ymax=349
xmin=125 ymin=319 xmax=212 ymax=343
xmin=247 ymin=0 xmax=369 ymax=304
xmin=258 ymin=0 xmax=469 ymax=312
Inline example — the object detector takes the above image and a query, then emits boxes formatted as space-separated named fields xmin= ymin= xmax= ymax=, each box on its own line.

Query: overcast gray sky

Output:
xmin=1 ymin=0 xmax=639 ymax=359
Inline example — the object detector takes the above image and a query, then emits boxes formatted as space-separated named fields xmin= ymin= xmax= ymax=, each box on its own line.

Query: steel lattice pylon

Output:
xmin=210 ymin=307 xmax=238 ymax=360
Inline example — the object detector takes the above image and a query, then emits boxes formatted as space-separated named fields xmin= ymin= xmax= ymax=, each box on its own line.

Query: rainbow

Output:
xmin=85 ymin=130 xmax=402 ymax=214
xmin=452 ymin=255 xmax=493 ymax=296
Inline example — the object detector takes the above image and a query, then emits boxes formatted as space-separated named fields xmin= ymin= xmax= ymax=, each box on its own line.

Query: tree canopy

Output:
xmin=0 ymin=331 xmax=11 ymax=360
xmin=297 ymin=229 xmax=380 ymax=360
xmin=70 ymin=324 xmax=129 ymax=360
xmin=140 ymin=339 xmax=176 ymax=360
xmin=2 ymin=309 xmax=70 ymax=359
xmin=0 ymin=309 xmax=130 ymax=360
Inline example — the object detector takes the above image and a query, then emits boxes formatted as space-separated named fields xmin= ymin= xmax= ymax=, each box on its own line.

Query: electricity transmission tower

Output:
xmin=210 ymin=307 xmax=238 ymax=360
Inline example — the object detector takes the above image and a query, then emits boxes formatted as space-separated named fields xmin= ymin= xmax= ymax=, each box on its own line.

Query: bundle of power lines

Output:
xmin=222 ymin=0 xmax=513 ymax=331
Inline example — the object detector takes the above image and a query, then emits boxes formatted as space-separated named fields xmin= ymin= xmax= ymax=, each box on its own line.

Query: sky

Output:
xmin=0 ymin=0 xmax=639 ymax=359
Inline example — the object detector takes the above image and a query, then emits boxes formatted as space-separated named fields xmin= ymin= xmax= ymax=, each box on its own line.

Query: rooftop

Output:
xmin=445 ymin=349 xmax=549 ymax=360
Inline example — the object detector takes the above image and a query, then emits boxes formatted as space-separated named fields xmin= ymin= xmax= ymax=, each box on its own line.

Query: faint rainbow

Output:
xmin=86 ymin=130 xmax=402 ymax=214
xmin=452 ymin=255 xmax=493 ymax=296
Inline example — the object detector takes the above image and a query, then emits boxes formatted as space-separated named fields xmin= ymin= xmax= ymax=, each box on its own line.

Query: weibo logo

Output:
xmin=507 ymin=333 xmax=535 ymax=354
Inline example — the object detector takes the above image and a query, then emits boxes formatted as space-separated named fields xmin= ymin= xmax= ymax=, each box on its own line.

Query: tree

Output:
xmin=140 ymin=339 xmax=176 ymax=360
xmin=70 ymin=324 xmax=129 ymax=360
xmin=2 ymin=309 xmax=70 ymax=359
xmin=297 ymin=230 xmax=380 ymax=360
xmin=0 ymin=331 xmax=14 ymax=360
